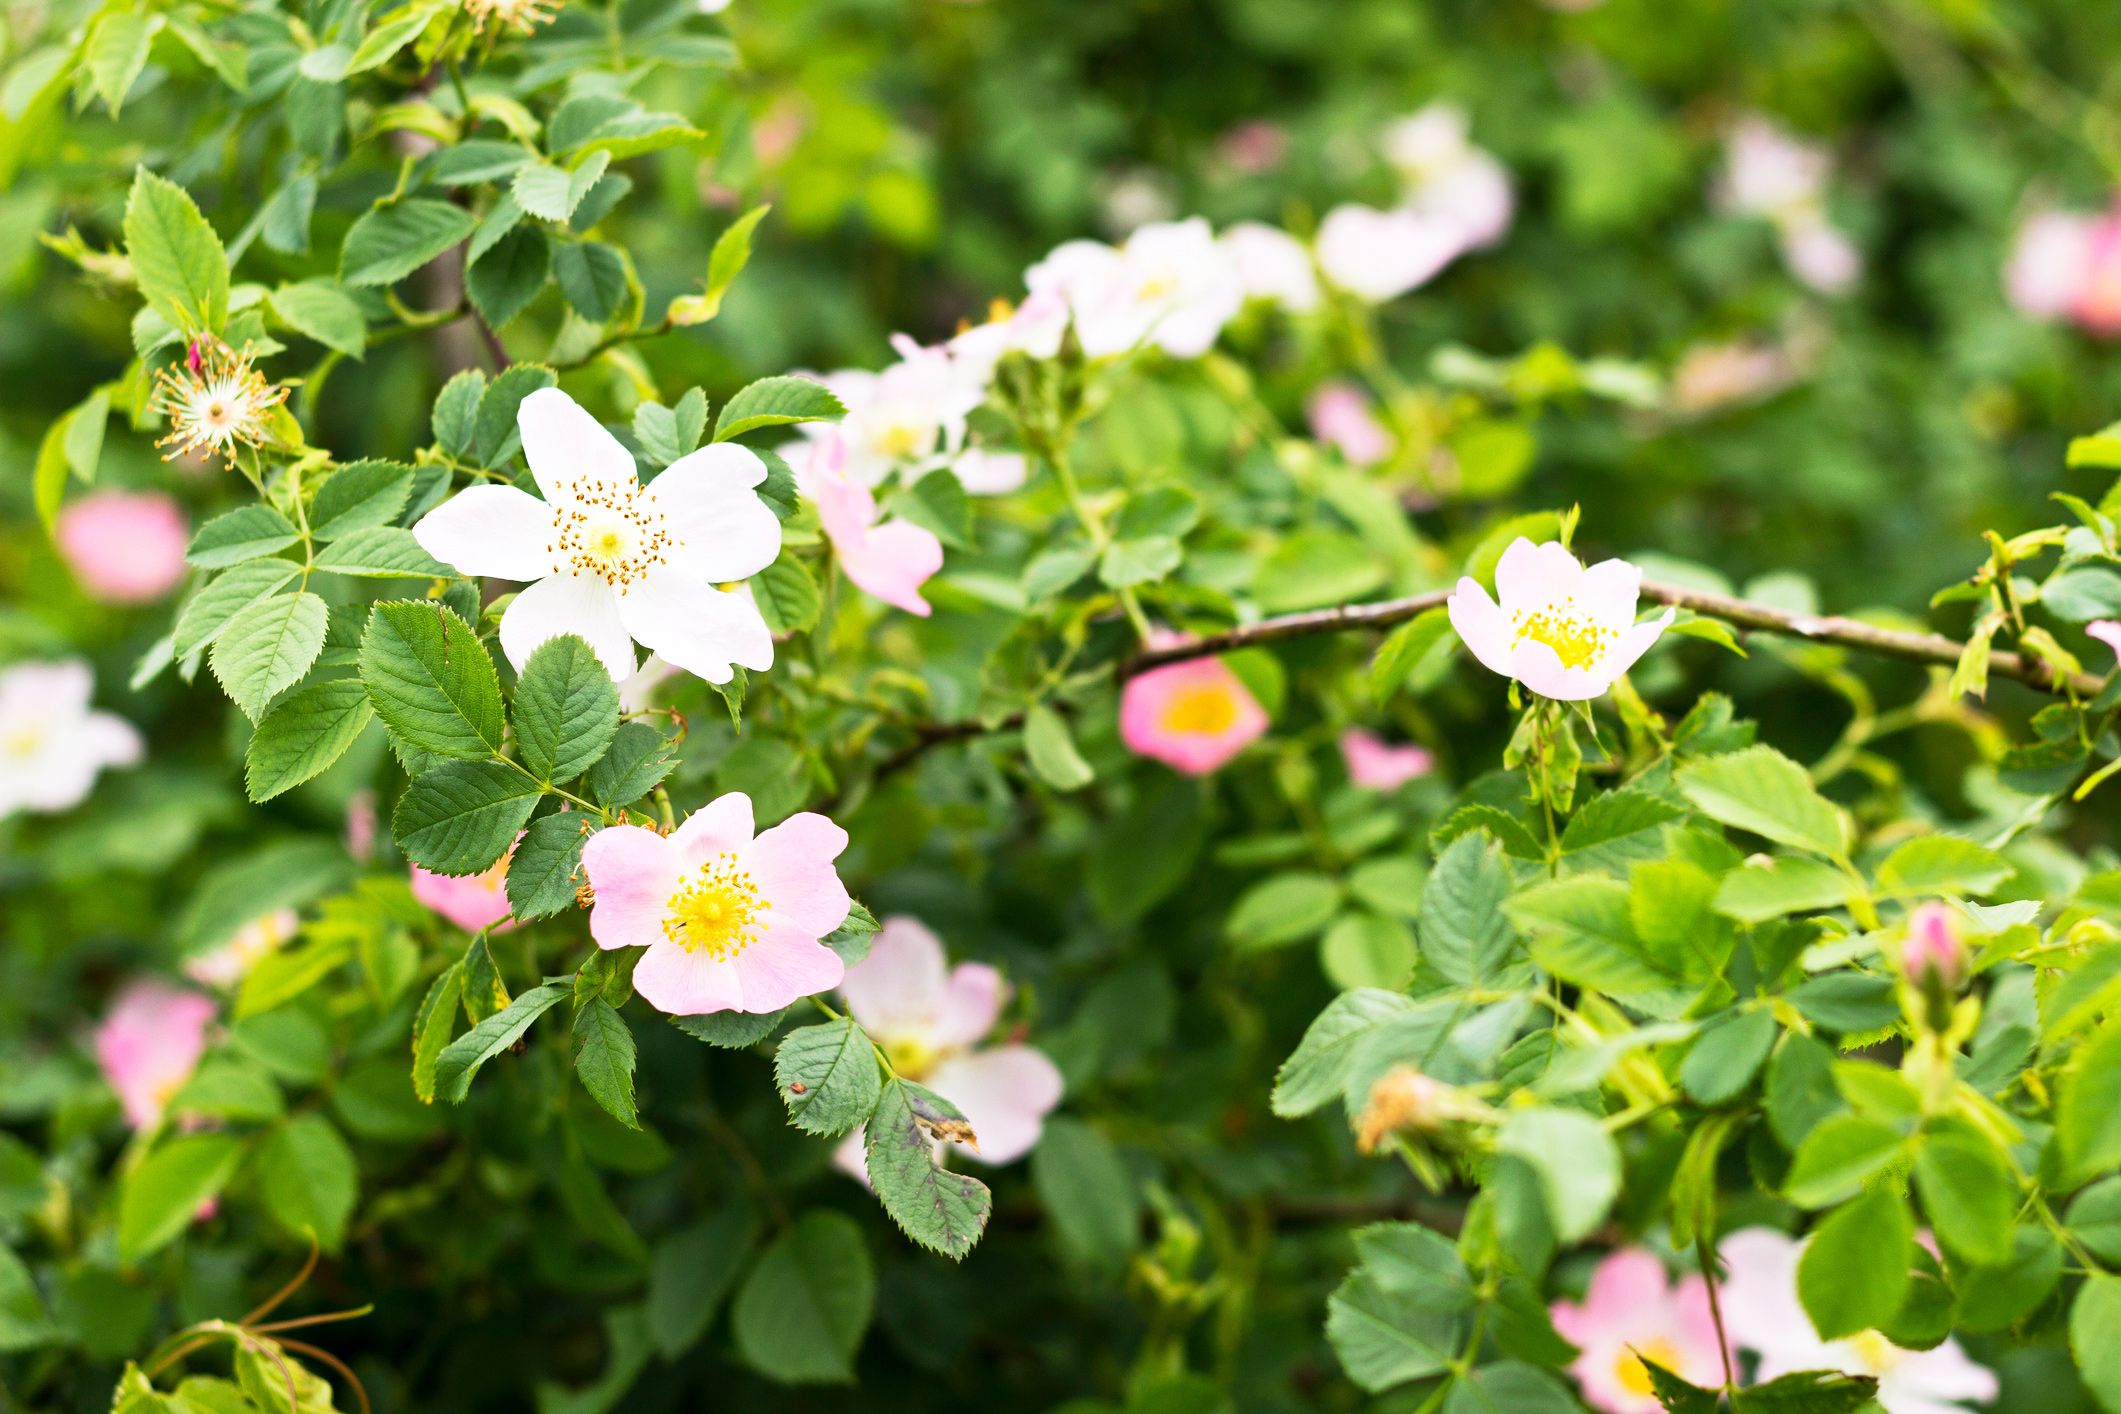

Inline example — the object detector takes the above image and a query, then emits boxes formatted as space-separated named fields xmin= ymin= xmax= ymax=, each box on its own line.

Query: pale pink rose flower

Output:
xmin=1339 ymin=729 xmax=1434 ymax=791
xmin=2005 ymin=208 xmax=2096 ymax=321
xmin=95 ymin=980 xmax=216 ymax=1130
xmin=345 ymin=789 xmax=378 ymax=862
xmin=1119 ymin=634 xmax=1270 ymax=776
xmin=1779 ymin=216 xmax=1861 ymax=295
xmin=1717 ymin=117 xmax=1861 ymax=293
xmin=1717 ymin=1227 xmax=1997 ymax=1413
xmin=184 ymin=910 xmax=297 ymax=989
xmin=1380 ymin=104 xmax=1514 ymax=249
xmin=798 ymin=433 xmax=944 ymax=617
xmin=2077 ymin=213 xmax=2121 ymax=335
xmin=1669 ymin=339 xmax=1797 ymax=415
xmin=1549 ymin=1248 xmax=1727 ymax=1414
xmin=831 ymin=916 xmax=1064 ymax=1178
xmin=0 ymin=659 xmax=143 ymax=817
xmin=1901 ymin=901 xmax=1968 ymax=992
xmin=1306 ymin=382 xmax=1393 ymax=466
xmin=579 ymin=792 xmax=851 ymax=1015
xmin=950 ymin=448 xmax=1029 ymax=496
xmin=1446 ymin=538 xmax=1673 ymax=701
xmin=802 ymin=346 xmax=983 ymax=489
xmin=55 ymin=491 xmax=189 ymax=604
xmin=411 ymin=842 xmax=518 ymax=933
xmin=1216 ymin=120 xmax=1289 ymax=176
xmin=1222 ymin=222 xmax=1321 ymax=312
xmin=1315 ymin=204 xmax=1466 ymax=303
xmin=618 ymin=655 xmax=680 ymax=713
xmin=1025 ymin=219 xmax=1244 ymax=358
xmin=2088 ymin=620 xmax=2121 ymax=662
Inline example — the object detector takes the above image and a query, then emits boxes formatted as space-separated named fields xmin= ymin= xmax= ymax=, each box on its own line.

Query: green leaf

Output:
xmin=188 ymin=506 xmax=299 ymax=568
xmin=1728 ymin=1370 xmax=1879 ymax=1414
xmin=864 ymin=1080 xmax=992 ymax=1260
xmin=2061 ymin=1018 xmax=2121 ymax=1184
xmin=2072 ymin=1177 xmax=2121 ymax=1264
xmin=268 ymin=280 xmax=366 ymax=358
xmin=1023 ymin=704 xmax=1094 ymax=791
xmin=1788 ymin=972 xmax=1899 ymax=1034
xmin=1321 ymin=912 xmax=1417 ymax=991
xmin=1371 ymin=607 xmax=1455 ymax=698
xmin=258 ymin=1114 xmax=358 ymax=1251
xmin=1875 ymin=836 xmax=2013 ymax=896
xmin=312 ymin=526 xmax=448 ymax=578
xmin=731 ymin=1210 xmax=874 ymax=1385
xmin=1495 ymin=1107 xmax=1620 ymax=1244
xmin=411 ymin=965 xmax=464 ymax=1104
xmin=573 ymin=997 xmax=639 ymax=1129
xmin=1326 ymin=1266 xmax=1461 ymax=1393
xmin=359 ymin=601 xmax=507 ymax=759
xmin=339 ymin=199 xmax=475 ymax=287
xmin=714 ymin=375 xmax=845 ymax=441
xmin=773 ymin=1020 xmax=882 ymax=1137
xmin=1420 ymin=833 xmax=1522 ymax=989
xmin=1714 ymin=855 xmax=1854 ymax=923
xmin=432 ymin=368 xmax=486 ymax=457
xmin=633 ymin=391 xmax=708 ymax=468
xmin=347 ymin=0 xmax=444 ymax=72
xmin=1099 ymin=534 xmax=1182 ymax=588
xmin=466 ymin=225 xmax=551 ymax=328
xmin=1510 ymin=875 xmax=1671 ymax=993
xmin=667 ymin=204 xmax=769 ymax=323
xmin=174 ymin=560 xmax=301 ymax=655
xmin=124 ymin=167 xmax=229 ymax=332
xmin=2072 ymin=1274 xmax=2121 ymax=1414
xmin=1227 ymin=870 xmax=1342 ymax=950
xmin=432 ymin=982 xmax=568 ymax=1102
xmin=648 ymin=1207 xmax=758 ymax=1358
xmin=118 ymin=1134 xmax=245 ymax=1262
xmin=670 ymin=1008 xmax=787 ymax=1049
xmin=1784 ymin=1114 xmax=1906 ymax=1208
xmin=1797 ymin=1187 xmax=1912 ymax=1339
xmin=392 ymin=760 xmax=539 ymax=875
xmin=209 ymin=591 xmax=329 ymax=719
xmin=554 ymin=240 xmax=628 ymax=322
xmin=310 ymin=459 xmax=414 ymax=541
xmin=245 ymin=678 xmax=374 ymax=802
xmin=1274 ymin=988 xmax=1418 ymax=1117
xmin=588 ymin=721 xmax=678 ymax=806
xmin=1766 ymin=1033 xmax=1846 ymax=1149
xmin=1914 ymin=1127 xmax=2015 ymax=1265
xmin=513 ymin=634 xmax=619 ymax=782
xmin=512 ymin=151 xmax=612 ymax=222
xmin=1030 ymin=1116 xmax=1137 ymax=1273
xmin=750 ymin=556 xmax=822 ymax=636
xmin=473 ymin=363 xmax=558 ymax=466
xmin=506 ymin=812 xmax=591 ymax=922
xmin=87 ymin=11 xmax=158 ymax=114
xmin=1559 ymin=787 xmax=1685 ymax=853
xmin=1677 ymin=746 xmax=1848 ymax=856
xmin=895 ymin=468 xmax=971 ymax=549
xmin=1679 ymin=1007 xmax=1777 ymax=1106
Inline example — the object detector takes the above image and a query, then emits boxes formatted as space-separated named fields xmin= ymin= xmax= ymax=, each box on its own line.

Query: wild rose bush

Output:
xmin=12 ymin=1 xmax=2121 ymax=1411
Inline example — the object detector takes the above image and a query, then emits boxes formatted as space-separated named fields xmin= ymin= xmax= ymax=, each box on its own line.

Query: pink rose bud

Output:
xmin=1902 ymin=903 xmax=1968 ymax=994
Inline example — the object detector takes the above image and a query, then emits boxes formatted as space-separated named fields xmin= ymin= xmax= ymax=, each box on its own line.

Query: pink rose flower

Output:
xmin=411 ymin=842 xmax=518 ymax=933
xmin=2089 ymin=620 xmax=2121 ymax=663
xmin=1119 ymin=637 xmax=1270 ymax=776
xmin=579 ymin=792 xmax=851 ymax=1015
xmin=1339 ymin=729 xmax=1434 ymax=791
xmin=1307 ymin=382 xmax=1393 ymax=466
xmin=56 ymin=490 xmax=189 ymax=605
xmin=1550 ymin=1248 xmax=1728 ymax=1414
xmin=832 ymin=917 xmax=1063 ymax=1177
xmin=184 ymin=909 xmax=297 ymax=989
xmin=798 ymin=432 xmax=945 ymax=617
xmin=1901 ymin=901 xmax=1968 ymax=993
xmin=1216 ymin=120 xmax=1288 ymax=176
xmin=95 ymin=980 xmax=216 ymax=1130
xmin=345 ymin=789 xmax=378 ymax=862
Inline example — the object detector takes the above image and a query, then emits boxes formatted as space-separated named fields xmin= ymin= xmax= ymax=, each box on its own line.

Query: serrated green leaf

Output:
xmin=431 ymin=982 xmax=568 ymax=1103
xmin=713 ymin=375 xmax=844 ymax=441
xmin=209 ymin=591 xmax=328 ymax=719
xmin=506 ymin=811 xmax=591 ymax=921
xmin=573 ymin=997 xmax=639 ymax=1129
xmin=340 ymin=199 xmax=475 ymax=287
xmin=513 ymin=634 xmax=619 ymax=782
xmin=773 ymin=1019 xmax=882 ymax=1137
xmin=864 ymin=1080 xmax=991 ymax=1260
xmin=359 ymin=601 xmax=506 ymax=758
xmin=187 ymin=506 xmax=299 ymax=568
xmin=125 ymin=167 xmax=229 ymax=332
xmin=245 ymin=678 xmax=374 ymax=802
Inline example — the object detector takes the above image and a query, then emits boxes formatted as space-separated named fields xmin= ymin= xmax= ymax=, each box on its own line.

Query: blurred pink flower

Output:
xmin=345 ymin=789 xmax=378 ymax=862
xmin=1717 ymin=117 xmax=1861 ymax=294
xmin=0 ymin=659 xmax=143 ymax=817
xmin=1340 ymin=729 xmax=1433 ymax=791
xmin=1315 ymin=204 xmax=1465 ymax=302
xmin=95 ymin=980 xmax=216 ymax=1130
xmin=1718 ymin=1227 xmax=1997 ymax=1413
xmin=2089 ymin=620 xmax=2121 ymax=662
xmin=184 ymin=910 xmax=297 ymax=989
xmin=1307 ymin=382 xmax=1392 ymax=465
xmin=412 ymin=845 xmax=518 ymax=933
xmin=1119 ymin=635 xmax=1270 ymax=775
xmin=1222 ymin=222 xmax=1320 ymax=312
xmin=1550 ymin=1248 xmax=1727 ymax=1414
xmin=580 ymin=792 xmax=850 ymax=1015
xmin=1901 ymin=901 xmax=1968 ymax=993
xmin=1380 ymin=104 xmax=1514 ymax=250
xmin=1669 ymin=338 xmax=1798 ymax=416
xmin=799 ymin=432 xmax=945 ymax=616
xmin=832 ymin=916 xmax=1064 ymax=1178
xmin=2008 ymin=204 xmax=2121 ymax=336
xmin=1216 ymin=120 xmax=1289 ymax=176
xmin=56 ymin=491 xmax=189 ymax=604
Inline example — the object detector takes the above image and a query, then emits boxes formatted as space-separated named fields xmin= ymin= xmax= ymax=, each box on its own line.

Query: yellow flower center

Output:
xmin=1847 ymin=1330 xmax=1904 ymax=1376
xmin=662 ymin=853 xmax=764 ymax=960
xmin=1136 ymin=273 xmax=1178 ymax=302
xmin=3 ymin=724 xmax=45 ymax=759
xmin=872 ymin=421 xmax=928 ymax=460
xmin=882 ymin=1036 xmax=942 ymax=1079
xmin=1615 ymin=1337 xmax=1683 ymax=1398
xmin=1512 ymin=598 xmax=1615 ymax=671
xmin=1161 ymin=683 xmax=1240 ymax=736
xmin=550 ymin=482 xmax=671 ymax=590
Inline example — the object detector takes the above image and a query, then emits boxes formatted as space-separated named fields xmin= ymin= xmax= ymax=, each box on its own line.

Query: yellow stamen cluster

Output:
xmin=150 ymin=338 xmax=289 ymax=469
xmin=1614 ymin=1338 xmax=1685 ymax=1398
xmin=870 ymin=421 xmax=929 ymax=460
xmin=548 ymin=479 xmax=672 ymax=591
xmin=1512 ymin=596 xmax=1615 ymax=671
xmin=1846 ymin=1331 xmax=1905 ymax=1377
xmin=661 ymin=854 xmax=764 ymax=960
xmin=881 ymin=1035 xmax=942 ymax=1080
xmin=1160 ymin=683 xmax=1241 ymax=736
xmin=463 ymin=0 xmax=560 ymax=34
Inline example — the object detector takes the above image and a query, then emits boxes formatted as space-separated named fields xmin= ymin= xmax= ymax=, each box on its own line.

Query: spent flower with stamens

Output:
xmin=150 ymin=337 xmax=289 ymax=469
xmin=1446 ymin=537 xmax=1673 ymax=701
xmin=463 ymin=0 xmax=560 ymax=33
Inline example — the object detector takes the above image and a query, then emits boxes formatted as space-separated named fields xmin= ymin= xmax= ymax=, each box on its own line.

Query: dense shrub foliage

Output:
xmin=12 ymin=1 xmax=2121 ymax=1411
